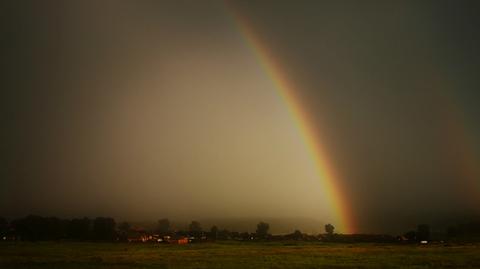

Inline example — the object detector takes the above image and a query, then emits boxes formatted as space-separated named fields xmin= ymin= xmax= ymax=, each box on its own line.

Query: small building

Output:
xmin=168 ymin=237 xmax=189 ymax=244
xmin=127 ymin=228 xmax=152 ymax=243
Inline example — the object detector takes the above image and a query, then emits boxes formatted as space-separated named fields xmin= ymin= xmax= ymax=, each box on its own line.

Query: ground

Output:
xmin=1 ymin=241 xmax=480 ymax=268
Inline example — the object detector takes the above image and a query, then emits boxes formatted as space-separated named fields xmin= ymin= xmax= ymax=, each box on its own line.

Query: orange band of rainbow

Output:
xmin=226 ymin=4 xmax=355 ymax=234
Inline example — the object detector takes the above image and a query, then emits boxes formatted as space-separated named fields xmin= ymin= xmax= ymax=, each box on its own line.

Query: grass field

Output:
xmin=1 ymin=241 xmax=480 ymax=268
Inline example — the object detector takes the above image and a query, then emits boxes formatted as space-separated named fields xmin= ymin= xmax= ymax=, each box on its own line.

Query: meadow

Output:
xmin=1 ymin=241 xmax=480 ymax=269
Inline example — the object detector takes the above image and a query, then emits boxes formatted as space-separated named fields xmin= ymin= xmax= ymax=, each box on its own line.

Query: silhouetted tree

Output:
xmin=118 ymin=222 xmax=131 ymax=232
xmin=118 ymin=222 xmax=131 ymax=241
xmin=45 ymin=217 xmax=68 ymax=240
xmin=210 ymin=225 xmax=218 ymax=240
xmin=292 ymin=229 xmax=303 ymax=240
xmin=189 ymin=221 xmax=202 ymax=237
xmin=11 ymin=215 xmax=46 ymax=241
xmin=404 ymin=230 xmax=417 ymax=242
xmin=325 ymin=224 xmax=335 ymax=235
xmin=218 ymin=229 xmax=231 ymax=240
xmin=256 ymin=222 xmax=269 ymax=239
xmin=240 ymin=232 xmax=251 ymax=240
xmin=10 ymin=215 xmax=67 ymax=241
xmin=67 ymin=218 xmax=91 ymax=240
xmin=445 ymin=220 xmax=480 ymax=239
xmin=157 ymin=218 xmax=170 ymax=234
xmin=0 ymin=217 xmax=8 ymax=238
xmin=11 ymin=216 xmax=28 ymax=240
xmin=93 ymin=217 xmax=116 ymax=241
xmin=417 ymin=224 xmax=430 ymax=241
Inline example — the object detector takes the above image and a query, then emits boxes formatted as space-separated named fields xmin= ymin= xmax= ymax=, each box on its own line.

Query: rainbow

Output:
xmin=226 ymin=3 xmax=355 ymax=234
xmin=434 ymin=77 xmax=480 ymax=207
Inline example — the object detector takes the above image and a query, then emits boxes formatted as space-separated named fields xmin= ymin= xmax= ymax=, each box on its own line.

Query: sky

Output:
xmin=1 ymin=0 xmax=480 ymax=234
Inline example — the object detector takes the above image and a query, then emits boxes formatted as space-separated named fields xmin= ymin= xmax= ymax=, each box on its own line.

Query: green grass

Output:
xmin=1 ymin=241 xmax=480 ymax=268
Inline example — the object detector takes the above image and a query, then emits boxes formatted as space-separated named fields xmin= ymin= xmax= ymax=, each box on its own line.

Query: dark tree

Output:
xmin=256 ymin=222 xmax=270 ymax=239
xmin=240 ymin=232 xmax=251 ymax=240
xmin=93 ymin=217 xmax=116 ymax=241
xmin=67 ymin=218 xmax=91 ymax=240
xmin=189 ymin=221 xmax=202 ymax=237
xmin=118 ymin=222 xmax=131 ymax=232
xmin=325 ymin=224 xmax=335 ymax=235
xmin=417 ymin=224 xmax=430 ymax=241
xmin=210 ymin=225 xmax=218 ymax=240
xmin=157 ymin=218 xmax=170 ymax=234
xmin=10 ymin=215 xmax=66 ymax=241
xmin=404 ymin=230 xmax=417 ymax=241
xmin=11 ymin=215 xmax=49 ymax=241
xmin=293 ymin=229 xmax=303 ymax=240
xmin=0 ymin=217 xmax=8 ymax=238
xmin=44 ymin=217 xmax=68 ymax=240
xmin=445 ymin=220 xmax=480 ymax=238
xmin=218 ymin=229 xmax=231 ymax=240
xmin=231 ymin=231 xmax=240 ymax=239
xmin=118 ymin=222 xmax=131 ymax=241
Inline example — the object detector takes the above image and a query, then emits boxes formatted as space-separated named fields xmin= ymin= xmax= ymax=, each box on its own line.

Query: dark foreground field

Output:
xmin=1 ymin=241 xmax=480 ymax=269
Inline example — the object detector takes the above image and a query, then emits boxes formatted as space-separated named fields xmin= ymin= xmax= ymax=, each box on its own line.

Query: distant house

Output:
xmin=168 ymin=236 xmax=189 ymax=244
xmin=187 ymin=235 xmax=207 ymax=243
xmin=127 ymin=228 xmax=152 ymax=243
xmin=397 ymin=235 xmax=408 ymax=242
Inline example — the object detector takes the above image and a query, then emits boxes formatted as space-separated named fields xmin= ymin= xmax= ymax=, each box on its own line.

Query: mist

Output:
xmin=2 ymin=0 xmax=480 ymax=234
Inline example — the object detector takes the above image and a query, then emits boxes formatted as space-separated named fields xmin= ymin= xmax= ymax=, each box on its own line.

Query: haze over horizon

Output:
xmin=2 ymin=0 xmax=480 ymax=234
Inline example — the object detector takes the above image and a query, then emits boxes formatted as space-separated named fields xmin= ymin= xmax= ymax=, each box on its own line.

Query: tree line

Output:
xmin=0 ymin=216 xmax=274 ymax=242
xmin=0 ymin=215 xmax=115 ymax=241
xmin=2 ymin=215 xmax=480 ymax=243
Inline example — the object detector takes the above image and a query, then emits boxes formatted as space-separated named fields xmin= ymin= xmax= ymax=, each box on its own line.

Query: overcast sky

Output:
xmin=1 ymin=0 xmax=479 ymax=233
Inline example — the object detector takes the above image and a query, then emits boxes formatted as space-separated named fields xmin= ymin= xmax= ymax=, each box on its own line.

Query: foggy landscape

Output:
xmin=2 ymin=1 xmax=480 ymax=268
